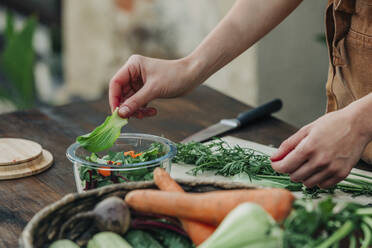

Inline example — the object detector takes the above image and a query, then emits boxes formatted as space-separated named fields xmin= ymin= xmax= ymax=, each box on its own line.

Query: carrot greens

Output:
xmin=173 ymin=139 xmax=372 ymax=198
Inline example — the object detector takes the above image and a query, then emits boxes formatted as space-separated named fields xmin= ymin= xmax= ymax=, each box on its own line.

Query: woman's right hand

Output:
xmin=109 ymin=55 xmax=199 ymax=119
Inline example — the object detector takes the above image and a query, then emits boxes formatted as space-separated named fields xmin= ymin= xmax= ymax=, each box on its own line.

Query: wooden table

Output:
xmin=0 ymin=86 xmax=370 ymax=247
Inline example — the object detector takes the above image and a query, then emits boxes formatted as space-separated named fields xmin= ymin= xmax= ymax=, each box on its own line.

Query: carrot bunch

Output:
xmin=125 ymin=168 xmax=295 ymax=245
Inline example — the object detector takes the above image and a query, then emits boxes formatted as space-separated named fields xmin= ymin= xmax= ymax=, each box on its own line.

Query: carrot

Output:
xmin=98 ymin=166 xmax=111 ymax=177
xmin=125 ymin=188 xmax=294 ymax=226
xmin=124 ymin=151 xmax=135 ymax=156
xmin=153 ymin=168 xmax=216 ymax=245
xmin=132 ymin=152 xmax=142 ymax=158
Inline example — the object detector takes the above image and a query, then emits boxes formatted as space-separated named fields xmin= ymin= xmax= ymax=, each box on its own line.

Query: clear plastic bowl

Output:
xmin=66 ymin=133 xmax=177 ymax=192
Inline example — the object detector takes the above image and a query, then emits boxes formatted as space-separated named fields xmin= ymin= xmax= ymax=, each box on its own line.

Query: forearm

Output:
xmin=346 ymin=93 xmax=372 ymax=140
xmin=184 ymin=0 xmax=302 ymax=85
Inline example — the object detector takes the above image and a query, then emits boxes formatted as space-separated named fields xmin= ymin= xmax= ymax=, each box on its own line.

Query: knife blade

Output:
xmin=181 ymin=99 xmax=282 ymax=143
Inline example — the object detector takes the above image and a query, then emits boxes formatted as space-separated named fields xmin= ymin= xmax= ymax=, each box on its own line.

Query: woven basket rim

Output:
xmin=19 ymin=179 xmax=257 ymax=247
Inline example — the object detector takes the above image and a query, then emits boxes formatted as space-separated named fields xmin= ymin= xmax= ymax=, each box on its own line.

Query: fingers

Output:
xmin=318 ymin=177 xmax=342 ymax=189
xmin=118 ymin=86 xmax=154 ymax=118
xmin=300 ymin=168 xmax=331 ymax=188
xmin=109 ymin=55 xmax=143 ymax=112
xmin=132 ymin=107 xmax=157 ymax=119
xmin=270 ymin=125 xmax=310 ymax=162
xmin=109 ymin=64 xmax=132 ymax=112
xmin=318 ymin=166 xmax=349 ymax=188
xmin=271 ymin=137 xmax=310 ymax=174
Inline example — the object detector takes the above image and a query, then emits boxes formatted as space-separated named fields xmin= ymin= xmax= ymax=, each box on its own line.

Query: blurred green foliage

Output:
xmin=0 ymin=12 xmax=37 ymax=109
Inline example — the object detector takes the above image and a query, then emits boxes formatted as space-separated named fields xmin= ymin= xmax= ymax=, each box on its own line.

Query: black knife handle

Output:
xmin=236 ymin=99 xmax=282 ymax=126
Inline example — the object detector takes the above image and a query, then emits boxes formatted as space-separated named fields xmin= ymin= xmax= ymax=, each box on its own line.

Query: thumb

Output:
xmin=118 ymin=86 xmax=153 ymax=118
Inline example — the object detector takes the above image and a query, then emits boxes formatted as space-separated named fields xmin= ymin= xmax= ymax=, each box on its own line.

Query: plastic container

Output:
xmin=66 ymin=133 xmax=177 ymax=192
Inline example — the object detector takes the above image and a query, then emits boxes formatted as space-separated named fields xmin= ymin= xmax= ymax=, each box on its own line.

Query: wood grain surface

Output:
xmin=0 ymin=138 xmax=42 ymax=166
xmin=0 ymin=149 xmax=53 ymax=180
xmin=0 ymin=86 xmax=370 ymax=247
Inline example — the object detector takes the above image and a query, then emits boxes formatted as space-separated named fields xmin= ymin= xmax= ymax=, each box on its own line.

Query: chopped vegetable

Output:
xmin=125 ymin=188 xmax=294 ymax=225
xmin=153 ymin=168 xmax=216 ymax=245
xmin=98 ymin=167 xmax=111 ymax=177
xmin=77 ymin=108 xmax=128 ymax=152
xmin=80 ymin=143 xmax=165 ymax=190
xmin=174 ymin=139 xmax=372 ymax=198
xmin=198 ymin=203 xmax=283 ymax=248
xmin=87 ymin=232 xmax=132 ymax=248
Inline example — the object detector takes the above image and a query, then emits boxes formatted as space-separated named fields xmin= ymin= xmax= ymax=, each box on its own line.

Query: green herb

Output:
xmin=77 ymin=108 xmax=128 ymax=152
xmin=174 ymin=139 xmax=372 ymax=198
xmin=283 ymin=198 xmax=372 ymax=248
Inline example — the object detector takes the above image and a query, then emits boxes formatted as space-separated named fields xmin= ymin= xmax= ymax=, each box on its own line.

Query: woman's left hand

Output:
xmin=270 ymin=103 xmax=371 ymax=188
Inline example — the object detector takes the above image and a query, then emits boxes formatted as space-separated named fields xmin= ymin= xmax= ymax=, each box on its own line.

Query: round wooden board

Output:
xmin=0 ymin=149 xmax=53 ymax=180
xmin=0 ymin=138 xmax=43 ymax=166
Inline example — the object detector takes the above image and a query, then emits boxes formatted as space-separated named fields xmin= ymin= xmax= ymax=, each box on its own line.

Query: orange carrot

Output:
xmin=124 ymin=151 xmax=135 ymax=156
xmin=132 ymin=152 xmax=142 ymax=158
xmin=98 ymin=166 xmax=111 ymax=177
xmin=153 ymin=168 xmax=216 ymax=245
xmin=125 ymin=188 xmax=294 ymax=226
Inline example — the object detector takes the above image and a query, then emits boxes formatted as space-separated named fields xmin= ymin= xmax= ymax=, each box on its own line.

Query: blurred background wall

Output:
xmin=0 ymin=0 xmax=328 ymax=128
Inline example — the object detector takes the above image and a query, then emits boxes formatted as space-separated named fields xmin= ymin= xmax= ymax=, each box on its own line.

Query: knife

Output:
xmin=181 ymin=99 xmax=282 ymax=143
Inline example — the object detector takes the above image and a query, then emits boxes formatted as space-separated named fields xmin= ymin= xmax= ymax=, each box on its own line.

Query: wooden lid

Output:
xmin=0 ymin=149 xmax=53 ymax=180
xmin=0 ymin=138 xmax=42 ymax=166
xmin=0 ymin=138 xmax=53 ymax=180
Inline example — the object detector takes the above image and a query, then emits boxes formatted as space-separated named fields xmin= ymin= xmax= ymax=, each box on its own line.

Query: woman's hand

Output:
xmin=270 ymin=100 xmax=372 ymax=188
xmin=109 ymin=55 xmax=199 ymax=118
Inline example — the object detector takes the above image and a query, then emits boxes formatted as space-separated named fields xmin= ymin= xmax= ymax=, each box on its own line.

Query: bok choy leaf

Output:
xmin=77 ymin=108 xmax=128 ymax=152
xmin=198 ymin=202 xmax=283 ymax=248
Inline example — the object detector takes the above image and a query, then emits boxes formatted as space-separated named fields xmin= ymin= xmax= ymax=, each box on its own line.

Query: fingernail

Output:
xmin=119 ymin=106 xmax=130 ymax=117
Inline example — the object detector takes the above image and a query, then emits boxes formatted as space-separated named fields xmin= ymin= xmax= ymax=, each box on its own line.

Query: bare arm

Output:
xmin=186 ymin=0 xmax=303 ymax=85
xmin=109 ymin=0 xmax=302 ymax=117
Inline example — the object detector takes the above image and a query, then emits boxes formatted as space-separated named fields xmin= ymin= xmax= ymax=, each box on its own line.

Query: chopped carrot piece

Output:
xmin=98 ymin=167 xmax=111 ymax=177
xmin=124 ymin=151 xmax=135 ymax=156
xmin=132 ymin=153 xmax=142 ymax=158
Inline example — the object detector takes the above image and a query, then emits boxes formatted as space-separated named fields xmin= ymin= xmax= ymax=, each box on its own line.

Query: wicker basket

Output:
xmin=19 ymin=179 xmax=253 ymax=248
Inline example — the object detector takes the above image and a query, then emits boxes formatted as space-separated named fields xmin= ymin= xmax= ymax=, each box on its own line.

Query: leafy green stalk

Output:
xmin=77 ymin=108 xmax=128 ymax=152
xmin=360 ymin=223 xmax=371 ymax=248
xmin=315 ymin=220 xmax=354 ymax=248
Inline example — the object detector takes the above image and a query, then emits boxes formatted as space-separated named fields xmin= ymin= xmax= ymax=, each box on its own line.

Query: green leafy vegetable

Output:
xmin=125 ymin=230 xmax=163 ymax=248
xmin=198 ymin=202 xmax=283 ymax=248
xmin=77 ymin=108 xmax=128 ymax=152
xmin=283 ymin=198 xmax=372 ymax=248
xmin=151 ymin=229 xmax=193 ymax=248
xmin=125 ymin=229 xmax=193 ymax=248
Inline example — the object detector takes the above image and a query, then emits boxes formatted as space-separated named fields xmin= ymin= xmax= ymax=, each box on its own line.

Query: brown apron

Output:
xmin=325 ymin=0 xmax=372 ymax=164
